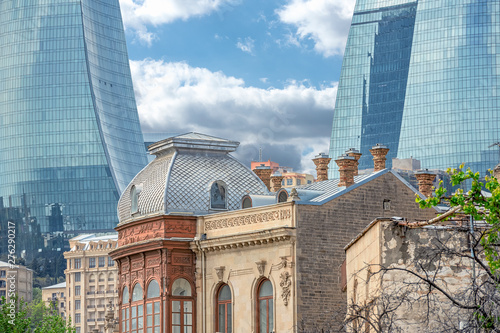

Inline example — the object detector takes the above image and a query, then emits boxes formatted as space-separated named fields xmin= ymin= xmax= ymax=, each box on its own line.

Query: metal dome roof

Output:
xmin=117 ymin=133 xmax=269 ymax=225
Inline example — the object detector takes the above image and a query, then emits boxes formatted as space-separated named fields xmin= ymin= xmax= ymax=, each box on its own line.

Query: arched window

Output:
xmin=122 ymin=287 xmax=129 ymax=333
xmin=257 ymin=280 xmax=273 ymax=333
xmin=131 ymin=185 xmax=138 ymax=214
xmin=146 ymin=280 xmax=160 ymax=333
xmin=122 ymin=286 xmax=129 ymax=304
xmin=147 ymin=280 xmax=160 ymax=298
xmin=210 ymin=181 xmax=227 ymax=209
xmin=242 ymin=196 xmax=252 ymax=209
xmin=131 ymin=283 xmax=143 ymax=333
xmin=171 ymin=278 xmax=194 ymax=333
xmin=216 ymin=284 xmax=232 ymax=333
xmin=278 ymin=190 xmax=288 ymax=203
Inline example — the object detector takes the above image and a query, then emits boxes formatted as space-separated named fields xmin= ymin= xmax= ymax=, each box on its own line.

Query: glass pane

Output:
xmin=228 ymin=303 xmax=232 ymax=333
xmin=147 ymin=329 xmax=152 ymax=333
xmin=147 ymin=303 xmax=152 ymax=315
xmin=138 ymin=316 xmax=143 ymax=328
xmin=138 ymin=305 xmax=143 ymax=316
xmin=132 ymin=306 xmax=137 ymax=316
xmin=154 ymin=314 xmax=159 ymax=324
xmin=218 ymin=285 xmax=231 ymax=301
xmin=147 ymin=315 xmax=152 ymax=326
xmin=123 ymin=287 xmax=129 ymax=304
xmin=154 ymin=301 xmax=160 ymax=313
xmin=147 ymin=280 xmax=160 ymax=298
xmin=259 ymin=280 xmax=273 ymax=297
xmin=259 ymin=300 xmax=267 ymax=333
xmin=172 ymin=278 xmax=192 ymax=296
xmin=184 ymin=301 xmax=192 ymax=313
xmin=139 ymin=330 xmax=143 ymax=333
xmin=184 ymin=327 xmax=192 ymax=333
xmin=154 ymin=327 xmax=160 ymax=333
xmin=269 ymin=299 xmax=273 ymax=332
xmin=172 ymin=326 xmax=181 ymax=333
xmin=172 ymin=301 xmax=180 ymax=312
xmin=172 ymin=313 xmax=181 ymax=325
xmin=132 ymin=318 xmax=137 ymax=330
xmin=218 ymin=304 xmax=225 ymax=333
xmin=184 ymin=313 xmax=192 ymax=325
xmin=132 ymin=284 xmax=143 ymax=302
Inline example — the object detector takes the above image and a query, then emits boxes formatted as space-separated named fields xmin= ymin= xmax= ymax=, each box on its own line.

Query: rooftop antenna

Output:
xmin=259 ymin=146 xmax=262 ymax=162
xmin=488 ymin=142 xmax=500 ymax=163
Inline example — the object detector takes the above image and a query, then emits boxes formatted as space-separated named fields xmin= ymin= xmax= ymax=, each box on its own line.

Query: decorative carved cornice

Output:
xmin=205 ymin=208 xmax=292 ymax=231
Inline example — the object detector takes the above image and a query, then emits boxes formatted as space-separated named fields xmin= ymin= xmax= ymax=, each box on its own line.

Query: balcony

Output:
xmin=86 ymin=305 xmax=96 ymax=309
xmin=87 ymin=319 xmax=96 ymax=323
xmin=96 ymin=291 xmax=105 ymax=295
xmin=97 ymin=304 xmax=105 ymax=308
xmin=86 ymin=291 xmax=95 ymax=295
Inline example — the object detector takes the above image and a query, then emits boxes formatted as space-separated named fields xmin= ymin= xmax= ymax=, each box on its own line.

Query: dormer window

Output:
xmin=277 ymin=189 xmax=288 ymax=203
xmin=130 ymin=184 xmax=142 ymax=214
xmin=210 ymin=181 xmax=227 ymax=210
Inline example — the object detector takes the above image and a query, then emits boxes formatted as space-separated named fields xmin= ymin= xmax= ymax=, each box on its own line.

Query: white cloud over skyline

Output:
xmin=130 ymin=59 xmax=336 ymax=174
xmin=119 ymin=0 xmax=239 ymax=45
xmin=277 ymin=0 xmax=355 ymax=57
xmin=236 ymin=37 xmax=255 ymax=54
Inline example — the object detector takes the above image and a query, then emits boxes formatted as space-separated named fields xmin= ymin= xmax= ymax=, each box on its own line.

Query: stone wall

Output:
xmin=295 ymin=172 xmax=436 ymax=330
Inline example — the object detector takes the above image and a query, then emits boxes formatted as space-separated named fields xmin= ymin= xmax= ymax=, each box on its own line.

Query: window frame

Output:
xmin=215 ymin=284 xmax=232 ymax=333
xmin=256 ymin=279 xmax=274 ymax=333
xmin=170 ymin=278 xmax=195 ymax=333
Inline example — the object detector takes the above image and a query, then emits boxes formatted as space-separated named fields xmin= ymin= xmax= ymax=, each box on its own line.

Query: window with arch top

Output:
xmin=121 ymin=286 xmax=130 ymax=333
xmin=216 ymin=284 xmax=232 ymax=333
xmin=131 ymin=283 xmax=144 ymax=333
xmin=171 ymin=278 xmax=194 ymax=333
xmin=257 ymin=280 xmax=273 ymax=333
xmin=210 ymin=180 xmax=227 ymax=209
xmin=146 ymin=280 xmax=160 ymax=333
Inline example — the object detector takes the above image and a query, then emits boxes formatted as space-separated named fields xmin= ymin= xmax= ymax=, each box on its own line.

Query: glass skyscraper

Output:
xmin=330 ymin=0 xmax=500 ymax=177
xmin=0 ymin=0 xmax=147 ymax=259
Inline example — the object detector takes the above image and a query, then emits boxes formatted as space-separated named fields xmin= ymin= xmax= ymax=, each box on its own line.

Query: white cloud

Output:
xmin=276 ymin=0 xmax=356 ymax=57
xmin=130 ymin=59 xmax=336 ymax=174
xmin=236 ymin=37 xmax=255 ymax=54
xmin=119 ymin=0 xmax=238 ymax=45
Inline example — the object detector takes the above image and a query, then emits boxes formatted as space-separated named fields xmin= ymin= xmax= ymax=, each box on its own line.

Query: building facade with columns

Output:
xmin=64 ymin=234 xmax=119 ymax=333
xmin=111 ymin=134 xmax=438 ymax=332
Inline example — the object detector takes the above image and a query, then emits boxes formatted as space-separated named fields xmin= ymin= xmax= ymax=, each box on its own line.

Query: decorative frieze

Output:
xmin=205 ymin=208 xmax=292 ymax=231
xmin=280 ymin=271 xmax=292 ymax=306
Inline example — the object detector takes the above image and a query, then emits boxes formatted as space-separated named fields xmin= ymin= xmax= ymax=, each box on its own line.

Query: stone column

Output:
xmin=270 ymin=172 xmax=284 ymax=192
xmin=345 ymin=148 xmax=362 ymax=176
xmin=335 ymin=154 xmax=357 ymax=187
xmin=415 ymin=170 xmax=436 ymax=198
xmin=253 ymin=165 xmax=272 ymax=191
xmin=369 ymin=144 xmax=390 ymax=171
xmin=313 ymin=153 xmax=332 ymax=182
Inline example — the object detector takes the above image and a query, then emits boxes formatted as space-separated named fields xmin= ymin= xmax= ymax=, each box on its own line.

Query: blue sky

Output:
xmin=119 ymin=0 xmax=356 ymax=174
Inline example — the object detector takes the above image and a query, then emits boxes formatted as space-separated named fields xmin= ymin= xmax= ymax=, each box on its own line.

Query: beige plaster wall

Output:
xmin=195 ymin=238 xmax=296 ymax=332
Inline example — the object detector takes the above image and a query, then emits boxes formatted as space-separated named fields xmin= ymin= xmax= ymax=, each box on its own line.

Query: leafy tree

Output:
xmin=0 ymin=295 xmax=75 ymax=333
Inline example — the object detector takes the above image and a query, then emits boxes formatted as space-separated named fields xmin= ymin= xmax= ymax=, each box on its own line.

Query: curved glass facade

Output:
xmin=329 ymin=0 xmax=500 ymax=178
xmin=0 ymin=0 xmax=147 ymax=258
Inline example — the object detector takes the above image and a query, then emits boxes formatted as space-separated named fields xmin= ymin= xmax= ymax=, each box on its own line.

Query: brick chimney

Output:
xmin=345 ymin=148 xmax=362 ymax=176
xmin=335 ymin=154 xmax=357 ymax=187
xmin=415 ymin=169 xmax=436 ymax=198
xmin=253 ymin=164 xmax=272 ymax=191
xmin=270 ymin=171 xmax=284 ymax=192
xmin=313 ymin=153 xmax=332 ymax=182
xmin=369 ymin=144 xmax=390 ymax=172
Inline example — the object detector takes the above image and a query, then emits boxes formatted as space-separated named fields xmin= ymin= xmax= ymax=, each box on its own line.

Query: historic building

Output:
xmin=42 ymin=282 xmax=67 ymax=319
xmin=329 ymin=0 xmax=500 ymax=177
xmin=0 ymin=260 xmax=33 ymax=303
xmin=0 ymin=0 xmax=147 ymax=260
xmin=64 ymin=234 xmax=119 ymax=333
xmin=111 ymin=133 xmax=437 ymax=332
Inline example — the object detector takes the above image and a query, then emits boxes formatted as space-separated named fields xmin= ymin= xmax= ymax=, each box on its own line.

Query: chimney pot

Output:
xmin=415 ymin=169 xmax=436 ymax=198
xmin=313 ymin=153 xmax=332 ymax=182
xmin=335 ymin=154 xmax=357 ymax=187
xmin=345 ymin=148 xmax=362 ymax=176
xmin=270 ymin=171 xmax=284 ymax=192
xmin=253 ymin=165 xmax=272 ymax=191
xmin=369 ymin=144 xmax=390 ymax=171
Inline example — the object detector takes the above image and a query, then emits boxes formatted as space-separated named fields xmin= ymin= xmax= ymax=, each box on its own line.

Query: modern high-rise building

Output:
xmin=0 ymin=0 xmax=147 ymax=259
xmin=329 ymin=0 xmax=500 ymax=177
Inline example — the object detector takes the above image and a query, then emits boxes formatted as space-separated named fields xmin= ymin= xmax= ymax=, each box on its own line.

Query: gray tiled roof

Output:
xmin=118 ymin=133 xmax=269 ymax=225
